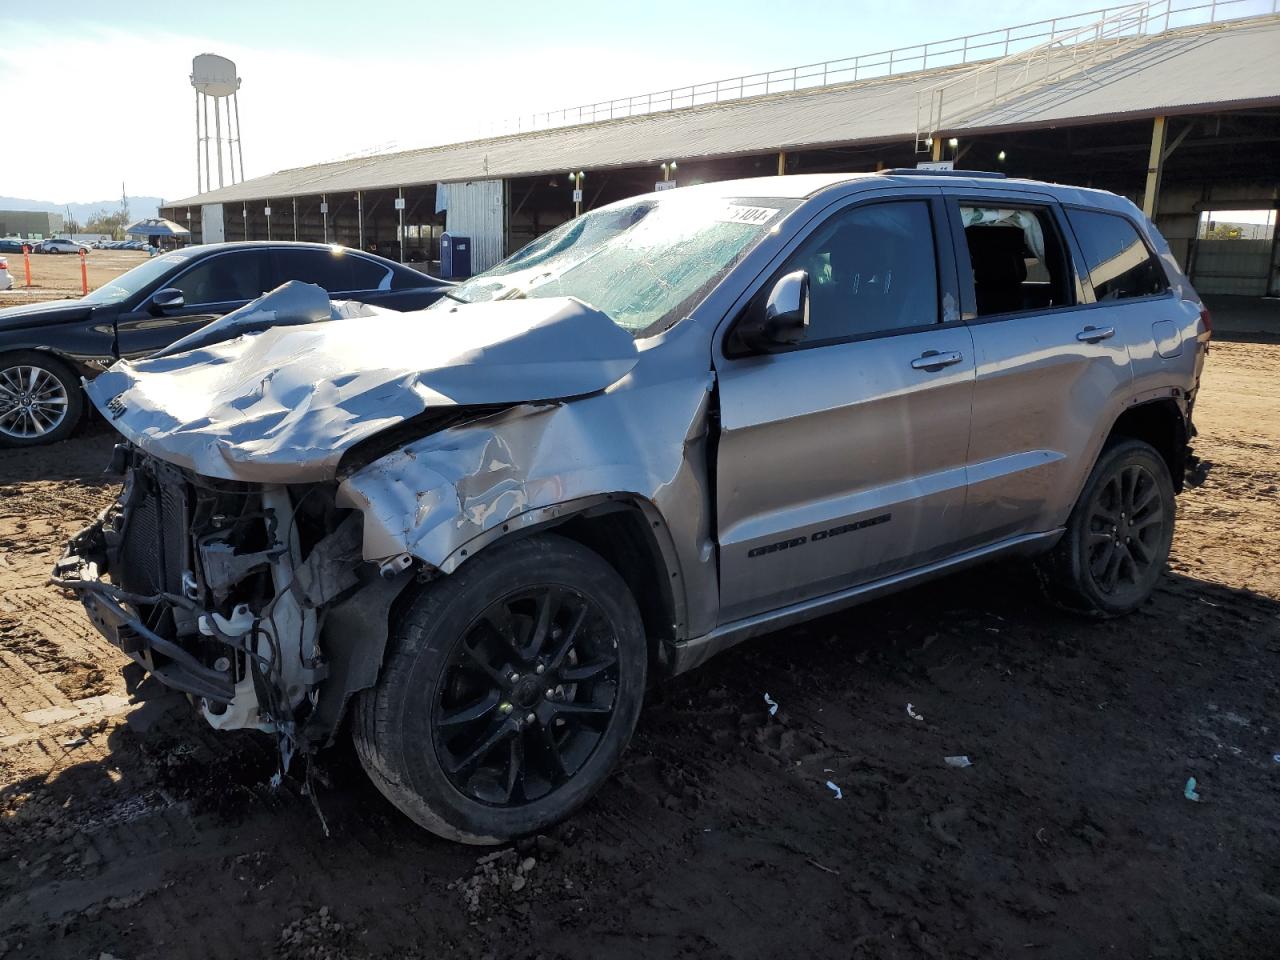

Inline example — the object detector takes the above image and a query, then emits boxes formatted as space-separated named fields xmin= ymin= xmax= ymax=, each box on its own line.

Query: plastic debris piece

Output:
xmin=825 ymin=780 xmax=843 ymax=800
xmin=1184 ymin=777 xmax=1202 ymax=802
xmin=763 ymin=693 xmax=778 ymax=717
xmin=944 ymin=755 xmax=973 ymax=768
xmin=1273 ymin=754 xmax=1280 ymax=764
xmin=62 ymin=735 xmax=88 ymax=748
xmin=269 ymin=771 xmax=283 ymax=790
xmin=907 ymin=703 xmax=924 ymax=721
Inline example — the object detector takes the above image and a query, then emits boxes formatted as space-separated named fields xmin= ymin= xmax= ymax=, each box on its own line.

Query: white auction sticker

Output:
xmin=719 ymin=205 xmax=779 ymax=226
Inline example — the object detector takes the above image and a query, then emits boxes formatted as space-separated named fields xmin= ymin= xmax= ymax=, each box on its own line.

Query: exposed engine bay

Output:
xmin=53 ymin=444 xmax=405 ymax=767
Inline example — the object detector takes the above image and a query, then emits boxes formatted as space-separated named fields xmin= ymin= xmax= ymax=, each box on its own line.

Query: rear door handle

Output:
xmin=911 ymin=349 xmax=963 ymax=371
xmin=1077 ymin=325 xmax=1115 ymax=343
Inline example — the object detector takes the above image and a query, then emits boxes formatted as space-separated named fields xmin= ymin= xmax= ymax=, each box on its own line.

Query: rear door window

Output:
xmin=958 ymin=205 xmax=1073 ymax=317
xmin=274 ymin=249 xmax=392 ymax=293
xmin=1065 ymin=208 xmax=1169 ymax=301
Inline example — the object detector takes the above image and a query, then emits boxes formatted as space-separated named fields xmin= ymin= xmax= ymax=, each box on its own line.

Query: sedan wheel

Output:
xmin=0 ymin=364 xmax=70 ymax=439
xmin=0 ymin=354 xmax=83 ymax=447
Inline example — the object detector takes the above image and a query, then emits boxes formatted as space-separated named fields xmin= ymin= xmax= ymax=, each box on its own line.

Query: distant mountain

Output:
xmin=0 ymin=196 xmax=163 ymax=224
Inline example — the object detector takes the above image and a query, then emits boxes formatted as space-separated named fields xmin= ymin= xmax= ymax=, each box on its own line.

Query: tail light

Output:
xmin=1199 ymin=305 xmax=1213 ymax=338
xmin=0 ymin=258 xmax=7 ymax=270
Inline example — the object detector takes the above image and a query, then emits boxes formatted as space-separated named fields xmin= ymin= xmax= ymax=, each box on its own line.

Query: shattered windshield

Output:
xmin=434 ymin=192 xmax=798 ymax=337
xmin=81 ymin=252 xmax=195 ymax=305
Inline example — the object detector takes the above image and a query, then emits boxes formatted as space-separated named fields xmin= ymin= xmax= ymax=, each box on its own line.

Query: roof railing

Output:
xmin=484 ymin=0 xmax=1278 ymax=139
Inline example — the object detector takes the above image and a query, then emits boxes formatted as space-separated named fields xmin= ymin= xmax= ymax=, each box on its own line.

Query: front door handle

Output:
xmin=1077 ymin=325 xmax=1116 ymax=343
xmin=911 ymin=349 xmax=964 ymax=371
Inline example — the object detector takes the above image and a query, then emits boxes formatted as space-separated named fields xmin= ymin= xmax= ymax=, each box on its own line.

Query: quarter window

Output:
xmin=1065 ymin=208 xmax=1169 ymax=301
xmin=779 ymin=200 xmax=940 ymax=343
xmin=959 ymin=205 xmax=1072 ymax=317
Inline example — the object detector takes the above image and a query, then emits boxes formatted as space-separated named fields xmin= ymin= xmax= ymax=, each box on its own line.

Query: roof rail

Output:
xmin=878 ymin=168 xmax=1008 ymax=178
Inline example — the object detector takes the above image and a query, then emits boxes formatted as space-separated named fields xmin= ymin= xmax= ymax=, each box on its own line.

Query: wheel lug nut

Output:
xmin=499 ymin=702 xmax=513 ymax=714
xmin=525 ymin=712 xmax=536 ymax=724
xmin=509 ymin=673 xmax=520 ymax=683
xmin=546 ymin=688 xmax=556 ymax=699
xmin=535 ymin=664 xmax=545 ymax=674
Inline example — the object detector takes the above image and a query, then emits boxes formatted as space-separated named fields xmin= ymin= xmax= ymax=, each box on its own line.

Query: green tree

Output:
xmin=84 ymin=208 xmax=129 ymax=240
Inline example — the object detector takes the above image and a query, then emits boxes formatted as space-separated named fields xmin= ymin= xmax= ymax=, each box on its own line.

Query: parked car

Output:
xmin=0 ymin=238 xmax=29 ymax=254
xmin=0 ymin=241 xmax=452 ymax=445
xmin=55 ymin=172 xmax=1209 ymax=844
xmin=0 ymin=257 xmax=10 ymax=291
xmin=38 ymin=238 xmax=89 ymax=255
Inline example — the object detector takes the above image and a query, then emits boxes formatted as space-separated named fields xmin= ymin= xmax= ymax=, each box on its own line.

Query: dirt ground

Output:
xmin=1 ymin=326 xmax=1278 ymax=957
xmin=0 ymin=250 xmax=151 ymax=308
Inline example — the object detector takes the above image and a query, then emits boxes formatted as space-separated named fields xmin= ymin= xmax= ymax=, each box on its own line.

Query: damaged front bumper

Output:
xmin=53 ymin=445 xmax=407 ymax=759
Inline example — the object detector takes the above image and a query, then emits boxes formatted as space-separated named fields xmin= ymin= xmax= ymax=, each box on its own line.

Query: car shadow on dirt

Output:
xmin=4 ymin=563 xmax=1279 ymax=959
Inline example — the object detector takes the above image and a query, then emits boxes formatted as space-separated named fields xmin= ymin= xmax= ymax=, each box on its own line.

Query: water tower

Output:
xmin=191 ymin=54 xmax=245 ymax=193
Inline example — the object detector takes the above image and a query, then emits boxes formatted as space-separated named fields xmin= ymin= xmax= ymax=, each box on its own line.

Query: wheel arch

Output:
xmin=1103 ymin=396 xmax=1189 ymax=493
xmin=435 ymin=494 xmax=686 ymax=666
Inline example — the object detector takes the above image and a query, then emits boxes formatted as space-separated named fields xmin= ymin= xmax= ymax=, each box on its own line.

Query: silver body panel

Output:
xmin=79 ymin=173 xmax=1209 ymax=698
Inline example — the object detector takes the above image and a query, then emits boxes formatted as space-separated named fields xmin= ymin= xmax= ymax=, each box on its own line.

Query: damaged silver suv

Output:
xmin=56 ymin=172 xmax=1210 ymax=843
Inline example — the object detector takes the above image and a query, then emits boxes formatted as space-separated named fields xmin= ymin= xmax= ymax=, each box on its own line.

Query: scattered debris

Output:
xmin=62 ymin=734 xmax=88 ymax=748
xmin=806 ymin=857 xmax=839 ymax=876
xmin=1184 ymin=777 xmax=1202 ymax=802
xmin=277 ymin=906 xmax=346 ymax=960
xmin=825 ymin=780 xmax=843 ymax=800
xmin=450 ymin=848 xmax=539 ymax=914
xmin=763 ymin=692 xmax=779 ymax=717
xmin=1273 ymin=754 xmax=1280 ymax=764
xmin=906 ymin=703 xmax=924 ymax=721
xmin=944 ymin=755 xmax=973 ymax=768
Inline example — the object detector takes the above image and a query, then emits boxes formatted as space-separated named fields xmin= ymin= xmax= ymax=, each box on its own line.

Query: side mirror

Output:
xmin=737 ymin=270 xmax=809 ymax=351
xmin=150 ymin=288 xmax=185 ymax=314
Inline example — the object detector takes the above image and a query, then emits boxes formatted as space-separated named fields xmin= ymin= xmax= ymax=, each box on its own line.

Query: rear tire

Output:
xmin=353 ymin=534 xmax=647 ymax=844
xmin=1037 ymin=438 xmax=1175 ymax=617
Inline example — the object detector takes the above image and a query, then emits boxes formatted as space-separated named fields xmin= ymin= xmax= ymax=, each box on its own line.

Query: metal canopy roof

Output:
xmin=168 ymin=15 xmax=1280 ymax=208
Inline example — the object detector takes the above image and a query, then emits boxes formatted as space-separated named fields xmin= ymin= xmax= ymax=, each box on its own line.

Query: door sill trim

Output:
xmin=669 ymin=529 xmax=1063 ymax=674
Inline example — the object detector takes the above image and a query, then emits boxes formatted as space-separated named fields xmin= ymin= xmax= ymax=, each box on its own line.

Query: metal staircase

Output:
xmin=915 ymin=0 xmax=1175 ymax=153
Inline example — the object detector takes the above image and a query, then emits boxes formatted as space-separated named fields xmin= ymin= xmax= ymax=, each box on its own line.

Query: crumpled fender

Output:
xmin=334 ymin=320 xmax=717 ymax=631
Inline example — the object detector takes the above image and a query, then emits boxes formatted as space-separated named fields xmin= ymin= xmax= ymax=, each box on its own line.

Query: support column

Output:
xmin=357 ymin=191 xmax=364 ymax=250
xmin=1142 ymin=116 xmax=1168 ymax=219
xmin=292 ymin=197 xmax=298 ymax=242
xmin=777 ymin=151 xmax=786 ymax=176
xmin=931 ymin=138 xmax=943 ymax=162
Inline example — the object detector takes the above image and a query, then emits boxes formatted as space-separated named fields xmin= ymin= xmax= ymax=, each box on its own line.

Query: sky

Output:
xmin=2 ymin=0 xmax=1118 ymax=205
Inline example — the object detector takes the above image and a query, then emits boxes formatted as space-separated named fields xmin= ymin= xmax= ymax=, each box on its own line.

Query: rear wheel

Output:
xmin=0 ymin=352 xmax=83 ymax=447
xmin=1037 ymin=438 xmax=1175 ymax=616
xmin=353 ymin=534 xmax=647 ymax=844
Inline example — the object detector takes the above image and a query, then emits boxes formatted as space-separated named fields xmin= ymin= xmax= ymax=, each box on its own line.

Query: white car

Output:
xmin=38 ymin=238 xmax=88 ymax=255
xmin=0 ymin=256 xmax=11 ymax=290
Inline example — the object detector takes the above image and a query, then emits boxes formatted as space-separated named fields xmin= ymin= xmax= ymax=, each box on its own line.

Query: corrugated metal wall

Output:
xmin=444 ymin=180 xmax=505 ymax=273
xmin=1192 ymin=239 xmax=1272 ymax=296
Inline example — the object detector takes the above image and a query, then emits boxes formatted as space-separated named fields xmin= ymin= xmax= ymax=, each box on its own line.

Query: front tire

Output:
xmin=353 ymin=534 xmax=647 ymax=844
xmin=0 ymin=352 xmax=83 ymax=447
xmin=1037 ymin=438 xmax=1175 ymax=616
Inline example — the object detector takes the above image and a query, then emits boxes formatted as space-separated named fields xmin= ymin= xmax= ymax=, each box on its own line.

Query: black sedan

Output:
xmin=0 ymin=242 xmax=451 ymax=447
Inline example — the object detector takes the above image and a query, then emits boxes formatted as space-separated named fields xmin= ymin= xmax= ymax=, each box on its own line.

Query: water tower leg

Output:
xmin=358 ymin=191 xmax=364 ymax=251
xmin=202 ymin=95 xmax=212 ymax=197
xmin=233 ymin=93 xmax=245 ymax=183
xmin=213 ymin=97 xmax=225 ymax=189
xmin=194 ymin=89 xmax=202 ymax=194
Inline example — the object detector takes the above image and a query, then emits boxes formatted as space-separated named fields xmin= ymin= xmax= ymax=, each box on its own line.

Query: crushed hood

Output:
xmin=85 ymin=282 xmax=640 ymax=482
